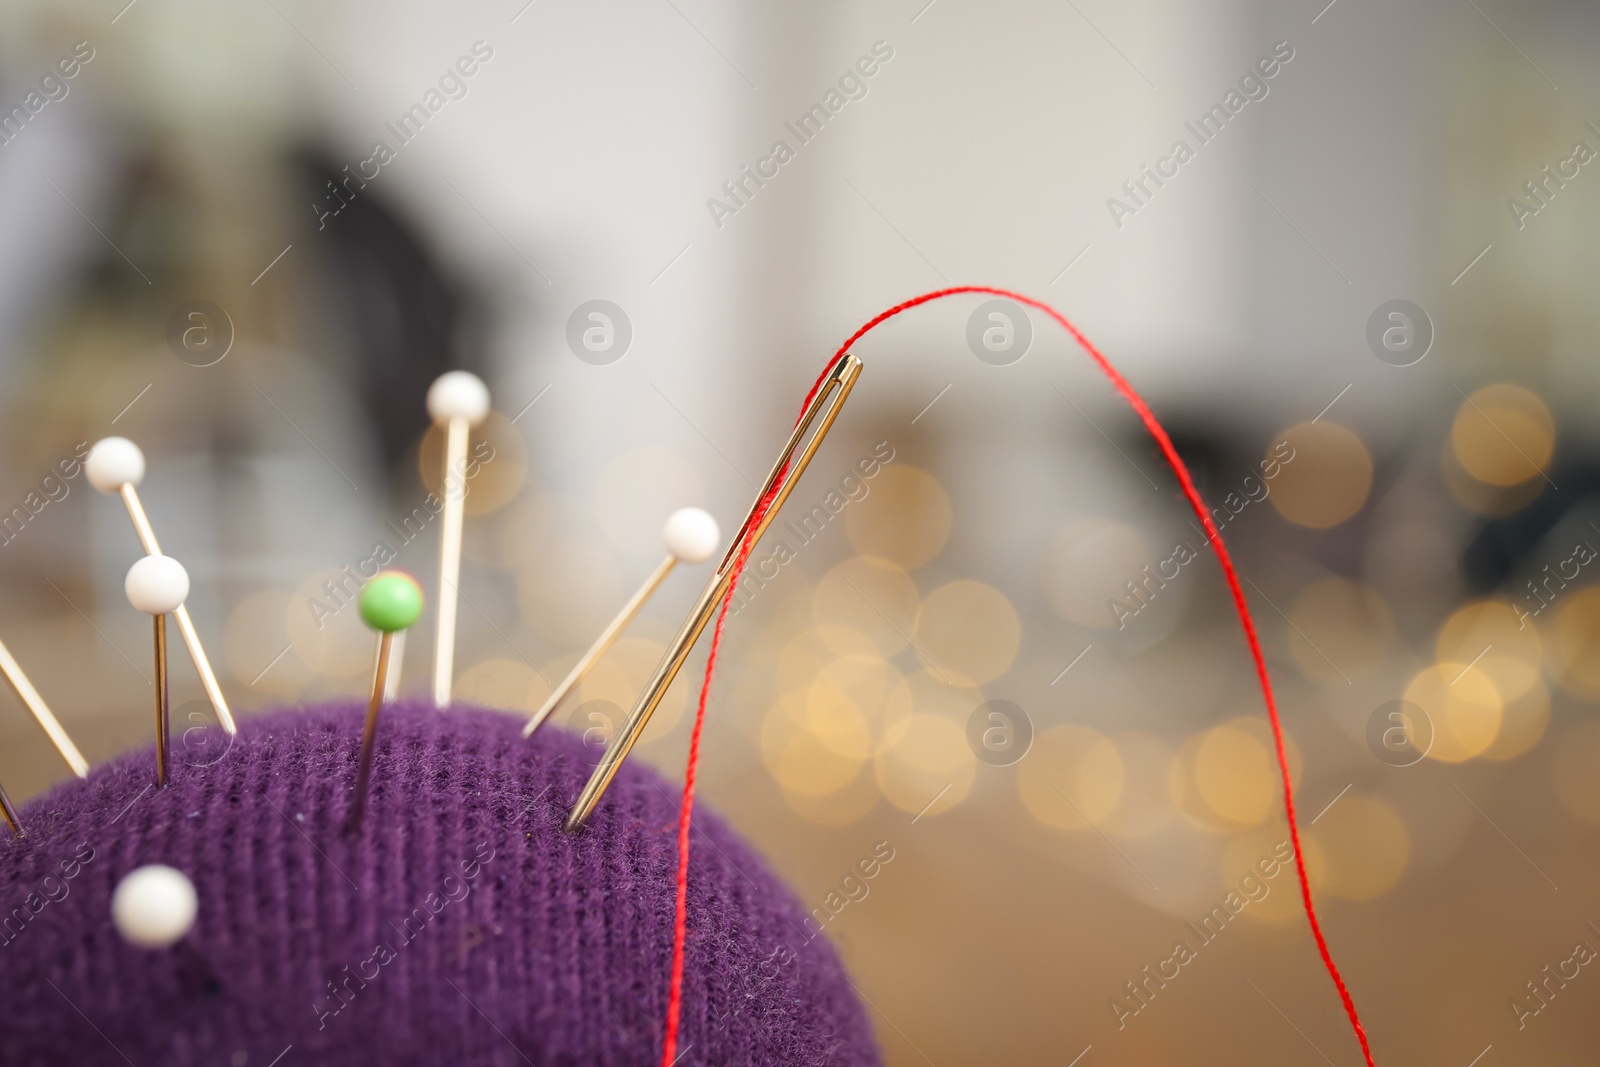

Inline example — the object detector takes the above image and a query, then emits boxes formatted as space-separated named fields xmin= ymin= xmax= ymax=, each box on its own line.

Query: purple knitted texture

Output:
xmin=0 ymin=701 xmax=881 ymax=1066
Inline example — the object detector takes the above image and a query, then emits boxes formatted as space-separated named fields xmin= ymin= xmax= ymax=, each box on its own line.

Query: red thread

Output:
xmin=659 ymin=286 xmax=1376 ymax=1067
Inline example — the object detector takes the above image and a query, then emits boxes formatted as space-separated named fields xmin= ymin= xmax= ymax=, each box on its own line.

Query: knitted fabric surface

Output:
xmin=0 ymin=700 xmax=880 ymax=1066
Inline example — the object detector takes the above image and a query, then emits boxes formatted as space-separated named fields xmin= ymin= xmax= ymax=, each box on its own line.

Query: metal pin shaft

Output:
xmin=565 ymin=352 xmax=863 ymax=830
xmin=434 ymin=416 xmax=469 ymax=708
xmin=384 ymin=631 xmax=406 ymax=701
xmin=0 ymin=636 xmax=87 ymax=777
xmin=0 ymin=781 xmax=21 ymax=837
xmin=154 ymin=614 xmax=170 ymax=789
xmin=348 ymin=631 xmax=394 ymax=830
xmin=119 ymin=484 xmax=236 ymax=735
xmin=523 ymin=554 xmax=676 ymax=738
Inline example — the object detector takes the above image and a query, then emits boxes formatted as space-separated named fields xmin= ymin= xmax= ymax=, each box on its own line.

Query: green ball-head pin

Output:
xmin=360 ymin=571 xmax=424 ymax=633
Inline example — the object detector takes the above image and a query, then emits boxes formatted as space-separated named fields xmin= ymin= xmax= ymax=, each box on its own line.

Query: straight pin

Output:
xmin=87 ymin=438 xmax=235 ymax=735
xmin=348 ymin=571 xmax=424 ymax=830
xmin=125 ymin=555 xmax=190 ymax=789
xmin=155 ymin=616 xmax=168 ymax=787
xmin=0 ymin=779 xmax=22 ymax=836
xmin=383 ymin=630 xmax=406 ymax=701
xmin=523 ymin=507 xmax=720 ymax=738
xmin=426 ymin=372 xmax=492 ymax=709
xmin=566 ymin=351 xmax=864 ymax=830
xmin=0 ymin=635 xmax=88 ymax=777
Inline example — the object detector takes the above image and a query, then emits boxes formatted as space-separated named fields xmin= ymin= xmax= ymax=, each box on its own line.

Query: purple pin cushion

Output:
xmin=0 ymin=700 xmax=881 ymax=1066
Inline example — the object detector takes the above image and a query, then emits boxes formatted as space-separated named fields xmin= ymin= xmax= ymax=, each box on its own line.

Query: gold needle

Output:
xmin=566 ymin=352 xmax=863 ymax=830
xmin=523 ymin=508 xmax=720 ymax=738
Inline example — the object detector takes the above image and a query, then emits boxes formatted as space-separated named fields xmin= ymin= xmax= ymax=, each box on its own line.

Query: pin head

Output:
xmin=85 ymin=437 xmax=146 ymax=493
xmin=111 ymin=864 xmax=197 ymax=948
xmin=125 ymin=555 xmax=189 ymax=615
xmin=360 ymin=571 xmax=424 ymax=633
xmin=426 ymin=371 xmax=491 ymax=425
xmin=663 ymin=507 xmax=720 ymax=563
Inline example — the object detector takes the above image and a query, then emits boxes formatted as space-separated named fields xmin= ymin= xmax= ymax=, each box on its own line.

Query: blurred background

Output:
xmin=1 ymin=0 xmax=1598 ymax=1062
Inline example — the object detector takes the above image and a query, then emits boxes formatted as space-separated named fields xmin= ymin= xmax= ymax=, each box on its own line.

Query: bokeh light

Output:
xmin=223 ymin=588 xmax=306 ymax=697
xmin=1434 ymin=599 xmax=1550 ymax=759
xmin=779 ymin=765 xmax=881 ymax=827
xmin=1436 ymin=600 xmax=1541 ymax=699
xmin=579 ymin=635 xmax=685 ymax=743
xmin=813 ymin=557 xmax=919 ymax=658
xmin=1547 ymin=587 xmax=1600 ymax=701
xmin=1266 ymin=422 xmax=1373 ymax=529
xmin=1099 ymin=732 xmax=1176 ymax=840
xmin=874 ymin=714 xmax=974 ymax=817
xmin=1403 ymin=663 xmax=1502 ymax=762
xmin=883 ymin=671 xmax=985 ymax=754
xmin=778 ymin=629 xmax=853 ymax=699
xmin=763 ymin=692 xmax=871 ymax=797
xmin=1170 ymin=718 xmax=1301 ymax=831
xmin=594 ymin=445 xmax=706 ymax=556
xmin=844 ymin=466 xmax=952 ymax=569
xmin=1223 ymin=829 xmax=1304 ymax=925
xmin=1552 ymin=720 xmax=1600 ymax=824
xmin=419 ymin=411 xmax=527 ymax=516
xmin=456 ymin=657 xmax=545 ymax=713
xmin=1286 ymin=577 xmax=1395 ymax=682
xmin=812 ymin=654 xmax=908 ymax=754
xmin=286 ymin=568 xmax=374 ymax=678
xmin=914 ymin=579 xmax=1020 ymax=685
xmin=1304 ymin=796 xmax=1410 ymax=902
xmin=1482 ymin=681 xmax=1549 ymax=761
xmin=1192 ymin=723 xmax=1277 ymax=827
xmin=1449 ymin=384 xmax=1555 ymax=488
xmin=1040 ymin=518 xmax=1152 ymax=629
xmin=1018 ymin=724 xmax=1124 ymax=830
xmin=486 ymin=494 xmax=555 ymax=571
xmin=1441 ymin=439 xmax=1546 ymax=516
